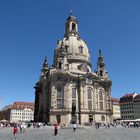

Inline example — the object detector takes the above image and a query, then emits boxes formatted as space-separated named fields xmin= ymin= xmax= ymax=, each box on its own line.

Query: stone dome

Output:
xmin=56 ymin=36 xmax=90 ymax=63
xmin=55 ymin=15 xmax=91 ymax=64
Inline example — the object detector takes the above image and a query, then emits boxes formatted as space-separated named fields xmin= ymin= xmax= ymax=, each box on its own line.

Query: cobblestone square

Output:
xmin=0 ymin=126 xmax=140 ymax=140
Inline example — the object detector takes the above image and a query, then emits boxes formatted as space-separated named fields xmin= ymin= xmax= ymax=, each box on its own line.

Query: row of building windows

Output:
xmin=12 ymin=113 xmax=33 ymax=116
xmin=121 ymin=103 xmax=133 ymax=106
xmin=134 ymin=103 xmax=140 ymax=105
xmin=56 ymin=87 xmax=104 ymax=110
xmin=11 ymin=116 xmax=33 ymax=119
xmin=16 ymin=105 xmax=33 ymax=108
xmin=12 ymin=109 xmax=32 ymax=112
xmin=121 ymin=107 xmax=133 ymax=110
xmin=120 ymin=101 xmax=140 ymax=119
xmin=64 ymin=45 xmax=84 ymax=54
xmin=122 ymin=115 xmax=134 ymax=119
xmin=121 ymin=111 xmax=134 ymax=114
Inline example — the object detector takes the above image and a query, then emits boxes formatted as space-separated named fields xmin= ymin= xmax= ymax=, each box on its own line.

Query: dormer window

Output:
xmin=57 ymin=57 xmax=63 ymax=69
xmin=58 ymin=62 xmax=62 ymax=69
xmin=79 ymin=46 xmax=83 ymax=53
xmin=65 ymin=45 xmax=69 ymax=53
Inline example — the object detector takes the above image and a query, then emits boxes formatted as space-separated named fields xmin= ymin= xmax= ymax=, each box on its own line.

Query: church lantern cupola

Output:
xmin=53 ymin=13 xmax=91 ymax=70
xmin=65 ymin=12 xmax=79 ymax=37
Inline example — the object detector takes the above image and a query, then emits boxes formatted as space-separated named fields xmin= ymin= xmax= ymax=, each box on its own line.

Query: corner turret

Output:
xmin=96 ymin=50 xmax=109 ymax=79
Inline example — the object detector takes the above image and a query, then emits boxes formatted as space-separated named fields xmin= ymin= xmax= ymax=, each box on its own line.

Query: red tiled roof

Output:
xmin=14 ymin=101 xmax=34 ymax=104
xmin=11 ymin=101 xmax=34 ymax=110
xmin=134 ymin=94 xmax=140 ymax=100
xmin=120 ymin=93 xmax=135 ymax=98
xmin=111 ymin=97 xmax=120 ymax=102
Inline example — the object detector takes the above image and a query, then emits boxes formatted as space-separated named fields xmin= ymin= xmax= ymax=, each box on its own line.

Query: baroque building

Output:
xmin=0 ymin=102 xmax=34 ymax=123
xmin=34 ymin=14 xmax=112 ymax=125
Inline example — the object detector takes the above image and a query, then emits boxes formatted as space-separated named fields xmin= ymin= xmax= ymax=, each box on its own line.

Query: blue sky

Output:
xmin=0 ymin=0 xmax=140 ymax=109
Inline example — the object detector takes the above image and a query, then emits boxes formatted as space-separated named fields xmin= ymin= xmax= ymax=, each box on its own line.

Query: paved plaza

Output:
xmin=0 ymin=126 xmax=140 ymax=140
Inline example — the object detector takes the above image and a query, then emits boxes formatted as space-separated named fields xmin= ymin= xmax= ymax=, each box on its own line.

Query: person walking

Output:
xmin=73 ymin=124 xmax=77 ymax=132
xmin=54 ymin=123 xmax=58 ymax=136
xmin=13 ymin=125 xmax=18 ymax=139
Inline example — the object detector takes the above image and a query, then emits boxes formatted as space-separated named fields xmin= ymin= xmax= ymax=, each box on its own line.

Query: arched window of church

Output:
xmin=99 ymin=90 xmax=103 ymax=110
xmin=87 ymin=88 xmax=92 ymax=110
xmin=72 ymin=88 xmax=77 ymax=107
xmin=72 ymin=88 xmax=76 ymax=98
xmin=88 ymin=89 xmax=92 ymax=99
xmin=99 ymin=91 xmax=103 ymax=100
xmin=57 ymin=87 xmax=62 ymax=109
xmin=72 ymin=23 xmax=76 ymax=31
xmin=79 ymin=46 xmax=83 ymax=54
xmin=57 ymin=87 xmax=62 ymax=98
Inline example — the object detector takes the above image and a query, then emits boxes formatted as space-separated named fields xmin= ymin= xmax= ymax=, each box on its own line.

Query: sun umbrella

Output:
xmin=0 ymin=119 xmax=9 ymax=123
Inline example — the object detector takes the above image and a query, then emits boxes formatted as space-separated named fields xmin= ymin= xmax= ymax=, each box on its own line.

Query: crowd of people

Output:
xmin=0 ymin=120 xmax=140 ymax=139
xmin=0 ymin=122 xmax=27 ymax=139
xmin=87 ymin=121 xmax=140 ymax=129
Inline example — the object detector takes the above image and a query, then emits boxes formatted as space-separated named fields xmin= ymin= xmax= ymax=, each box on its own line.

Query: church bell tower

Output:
xmin=65 ymin=13 xmax=79 ymax=37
